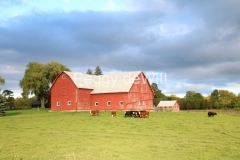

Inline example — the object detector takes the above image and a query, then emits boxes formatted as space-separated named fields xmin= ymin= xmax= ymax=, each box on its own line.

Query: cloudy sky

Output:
xmin=0 ymin=0 xmax=240 ymax=98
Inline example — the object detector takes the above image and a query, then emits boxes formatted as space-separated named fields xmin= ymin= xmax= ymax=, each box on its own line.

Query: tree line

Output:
xmin=151 ymin=83 xmax=240 ymax=110
xmin=0 ymin=62 xmax=104 ymax=110
xmin=1 ymin=62 xmax=239 ymax=111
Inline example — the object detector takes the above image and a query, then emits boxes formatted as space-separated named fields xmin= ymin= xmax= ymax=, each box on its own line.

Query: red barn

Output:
xmin=50 ymin=71 xmax=153 ymax=111
xmin=157 ymin=100 xmax=180 ymax=112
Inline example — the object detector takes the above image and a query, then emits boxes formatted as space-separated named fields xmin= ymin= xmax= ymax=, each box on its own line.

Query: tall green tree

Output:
xmin=0 ymin=78 xmax=7 ymax=111
xmin=193 ymin=92 xmax=204 ymax=109
xmin=94 ymin=66 xmax=103 ymax=75
xmin=19 ymin=61 xmax=70 ymax=108
xmin=2 ymin=90 xmax=14 ymax=109
xmin=218 ymin=90 xmax=236 ymax=109
xmin=86 ymin=68 xmax=93 ymax=75
xmin=183 ymin=91 xmax=204 ymax=110
xmin=151 ymin=83 xmax=166 ymax=107
xmin=211 ymin=89 xmax=219 ymax=101
xmin=185 ymin=91 xmax=196 ymax=99
xmin=2 ymin=90 xmax=13 ymax=98
xmin=0 ymin=93 xmax=8 ymax=111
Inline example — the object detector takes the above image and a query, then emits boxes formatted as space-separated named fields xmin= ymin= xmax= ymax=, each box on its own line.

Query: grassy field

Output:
xmin=0 ymin=109 xmax=240 ymax=160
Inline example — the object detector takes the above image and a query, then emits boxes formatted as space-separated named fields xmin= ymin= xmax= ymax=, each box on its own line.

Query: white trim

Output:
xmin=62 ymin=74 xmax=66 ymax=79
xmin=56 ymin=101 xmax=60 ymax=106
xmin=67 ymin=101 xmax=71 ymax=106
xmin=119 ymin=101 xmax=123 ymax=106
xmin=95 ymin=102 xmax=99 ymax=106
xmin=138 ymin=101 xmax=140 ymax=105
xmin=142 ymin=101 xmax=145 ymax=105
xmin=107 ymin=101 xmax=111 ymax=106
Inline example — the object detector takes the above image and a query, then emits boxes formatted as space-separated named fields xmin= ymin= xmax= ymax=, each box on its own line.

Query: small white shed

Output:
xmin=157 ymin=100 xmax=180 ymax=112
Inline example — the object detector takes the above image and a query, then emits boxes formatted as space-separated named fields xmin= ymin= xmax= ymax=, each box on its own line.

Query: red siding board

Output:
xmin=50 ymin=72 xmax=154 ymax=111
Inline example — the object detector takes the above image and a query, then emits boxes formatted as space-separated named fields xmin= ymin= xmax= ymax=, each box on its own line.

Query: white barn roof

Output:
xmin=157 ymin=100 xmax=177 ymax=107
xmin=64 ymin=71 xmax=142 ymax=94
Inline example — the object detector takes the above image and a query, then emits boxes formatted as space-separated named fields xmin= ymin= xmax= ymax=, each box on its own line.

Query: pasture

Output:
xmin=0 ymin=109 xmax=240 ymax=160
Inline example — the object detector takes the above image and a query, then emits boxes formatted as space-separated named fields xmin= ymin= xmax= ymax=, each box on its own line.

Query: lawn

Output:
xmin=0 ymin=109 xmax=240 ymax=160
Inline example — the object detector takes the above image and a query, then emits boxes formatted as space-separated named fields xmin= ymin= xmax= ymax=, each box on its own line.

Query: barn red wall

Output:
xmin=51 ymin=72 xmax=91 ymax=111
xmin=90 ymin=93 xmax=128 ymax=111
xmin=51 ymin=72 xmax=154 ymax=111
xmin=76 ymin=89 xmax=92 ymax=111
xmin=172 ymin=102 xmax=180 ymax=112
xmin=127 ymin=73 xmax=153 ymax=110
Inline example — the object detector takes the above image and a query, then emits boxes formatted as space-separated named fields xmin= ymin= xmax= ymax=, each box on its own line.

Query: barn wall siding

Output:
xmin=127 ymin=73 xmax=153 ymax=110
xmin=91 ymin=93 xmax=127 ymax=111
xmin=76 ymin=89 xmax=92 ymax=111
xmin=51 ymin=72 xmax=154 ymax=111
xmin=51 ymin=72 xmax=78 ymax=111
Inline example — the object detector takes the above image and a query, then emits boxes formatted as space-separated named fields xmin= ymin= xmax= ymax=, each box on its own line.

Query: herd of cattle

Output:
xmin=90 ymin=110 xmax=150 ymax=118
xmin=90 ymin=110 xmax=217 ymax=118
xmin=1 ymin=110 xmax=217 ymax=117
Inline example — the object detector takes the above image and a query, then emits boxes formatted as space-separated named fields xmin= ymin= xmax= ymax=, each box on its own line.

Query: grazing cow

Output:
xmin=124 ymin=111 xmax=133 ymax=117
xmin=90 ymin=110 xmax=99 ymax=116
xmin=139 ymin=111 xmax=149 ymax=118
xmin=208 ymin=111 xmax=217 ymax=117
xmin=124 ymin=111 xmax=139 ymax=117
xmin=111 ymin=111 xmax=116 ymax=117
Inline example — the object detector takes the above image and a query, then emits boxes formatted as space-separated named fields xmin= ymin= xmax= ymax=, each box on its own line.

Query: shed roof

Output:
xmin=157 ymin=100 xmax=177 ymax=107
xmin=64 ymin=71 xmax=142 ymax=94
xmin=31 ymin=100 xmax=41 ymax=107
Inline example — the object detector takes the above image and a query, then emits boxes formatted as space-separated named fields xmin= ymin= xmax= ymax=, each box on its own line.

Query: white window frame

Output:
xmin=62 ymin=74 xmax=65 ymax=79
xmin=107 ymin=101 xmax=111 ymax=106
xmin=95 ymin=102 xmax=99 ymax=106
xmin=142 ymin=101 xmax=145 ymax=105
xmin=57 ymin=101 xmax=60 ymax=106
xmin=119 ymin=101 xmax=123 ymax=106
xmin=67 ymin=101 xmax=71 ymax=106
xmin=138 ymin=101 xmax=141 ymax=105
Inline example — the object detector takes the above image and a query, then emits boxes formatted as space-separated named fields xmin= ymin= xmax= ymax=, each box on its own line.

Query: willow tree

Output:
xmin=19 ymin=62 xmax=70 ymax=108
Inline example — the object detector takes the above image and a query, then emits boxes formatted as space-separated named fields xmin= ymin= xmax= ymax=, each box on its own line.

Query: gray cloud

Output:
xmin=0 ymin=0 xmax=240 ymax=97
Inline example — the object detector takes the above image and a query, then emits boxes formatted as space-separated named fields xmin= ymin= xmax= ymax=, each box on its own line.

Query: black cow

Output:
xmin=208 ymin=111 xmax=217 ymax=117
xmin=124 ymin=111 xmax=139 ymax=117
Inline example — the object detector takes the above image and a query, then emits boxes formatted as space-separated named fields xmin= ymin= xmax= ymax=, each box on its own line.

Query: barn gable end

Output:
xmin=127 ymin=72 xmax=154 ymax=110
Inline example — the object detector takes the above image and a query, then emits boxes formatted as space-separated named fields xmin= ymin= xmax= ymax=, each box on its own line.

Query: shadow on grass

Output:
xmin=4 ymin=111 xmax=23 ymax=117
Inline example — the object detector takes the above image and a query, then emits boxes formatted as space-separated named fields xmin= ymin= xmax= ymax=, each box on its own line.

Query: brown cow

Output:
xmin=111 ymin=111 xmax=116 ymax=117
xmin=90 ymin=110 xmax=99 ymax=116
xmin=139 ymin=111 xmax=149 ymax=118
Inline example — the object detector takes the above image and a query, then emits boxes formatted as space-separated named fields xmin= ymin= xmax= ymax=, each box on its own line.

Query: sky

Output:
xmin=0 ymin=0 xmax=240 ymax=98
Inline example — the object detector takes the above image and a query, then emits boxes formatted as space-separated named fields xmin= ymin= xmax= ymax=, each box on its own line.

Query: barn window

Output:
xmin=119 ymin=101 xmax=123 ymax=106
xmin=67 ymin=101 xmax=71 ymax=106
xmin=107 ymin=101 xmax=111 ymax=106
xmin=62 ymin=74 xmax=66 ymax=79
xmin=138 ymin=101 xmax=141 ymax=105
xmin=56 ymin=102 xmax=60 ymax=106
xmin=142 ymin=101 xmax=145 ymax=105
xmin=95 ymin=102 xmax=99 ymax=106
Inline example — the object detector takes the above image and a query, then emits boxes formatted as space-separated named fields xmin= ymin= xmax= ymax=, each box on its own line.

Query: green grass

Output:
xmin=0 ymin=109 xmax=240 ymax=160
